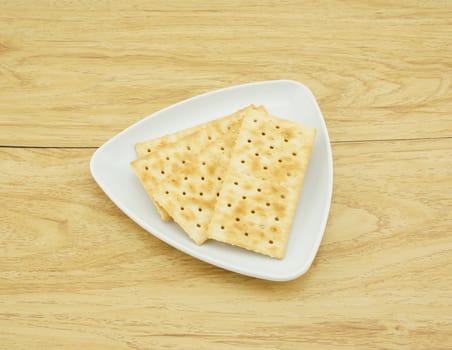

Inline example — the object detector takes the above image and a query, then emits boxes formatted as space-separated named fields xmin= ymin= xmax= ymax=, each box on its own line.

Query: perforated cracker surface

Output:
xmin=131 ymin=107 xmax=252 ymax=244
xmin=207 ymin=107 xmax=316 ymax=258
xmin=134 ymin=107 xmax=251 ymax=221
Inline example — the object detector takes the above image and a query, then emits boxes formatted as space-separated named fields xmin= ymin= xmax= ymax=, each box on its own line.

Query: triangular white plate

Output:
xmin=90 ymin=80 xmax=333 ymax=281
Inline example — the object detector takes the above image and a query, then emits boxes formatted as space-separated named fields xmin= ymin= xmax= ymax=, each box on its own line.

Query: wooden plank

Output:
xmin=1 ymin=139 xmax=451 ymax=349
xmin=1 ymin=1 xmax=451 ymax=146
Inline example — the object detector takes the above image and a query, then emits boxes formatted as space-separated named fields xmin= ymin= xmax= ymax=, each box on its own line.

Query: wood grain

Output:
xmin=1 ymin=141 xmax=451 ymax=349
xmin=1 ymin=1 xmax=451 ymax=348
xmin=1 ymin=0 xmax=451 ymax=146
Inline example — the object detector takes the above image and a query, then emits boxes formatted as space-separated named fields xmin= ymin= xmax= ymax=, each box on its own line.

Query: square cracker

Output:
xmin=134 ymin=107 xmax=251 ymax=222
xmin=207 ymin=106 xmax=316 ymax=258
xmin=131 ymin=106 xmax=254 ymax=244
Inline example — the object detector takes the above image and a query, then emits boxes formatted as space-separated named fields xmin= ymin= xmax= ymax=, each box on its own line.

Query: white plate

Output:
xmin=90 ymin=80 xmax=333 ymax=281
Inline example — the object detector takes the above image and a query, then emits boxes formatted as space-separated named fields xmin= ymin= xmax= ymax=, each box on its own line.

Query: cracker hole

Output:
xmin=198 ymin=208 xmax=202 ymax=212
xmin=284 ymin=138 xmax=289 ymax=142
xmin=147 ymin=148 xmax=151 ymax=153
xmin=244 ymin=232 xmax=249 ymax=236
xmin=180 ymin=207 xmax=184 ymax=211
xmin=201 ymin=177 xmax=205 ymax=181
xmin=263 ymin=166 xmax=268 ymax=170
xmin=255 ymin=153 xmax=259 ymax=157
xmin=247 ymin=139 xmax=252 ymax=143
xmin=202 ymin=161 xmax=206 ymax=166
xmin=184 ymin=176 xmax=188 ymax=180
xmin=235 ymin=218 xmax=240 ymax=222
xmin=292 ymin=152 xmax=297 ymax=156
xmin=165 ymin=156 xmax=170 ymax=160
xmin=257 ymin=188 xmax=262 ymax=192
xmin=241 ymin=160 xmax=245 ymax=164
xmin=182 ymin=191 xmax=186 ymax=195
xmin=227 ymin=203 xmax=231 ymax=207
xmin=199 ymin=192 xmax=204 ymax=196
xmin=208 ymin=136 xmax=212 ymax=140
xmin=221 ymin=225 xmax=225 ymax=230
xmin=275 ymin=217 xmax=279 ymax=221
xmin=186 ymin=146 xmax=191 ymax=151
xmin=281 ymin=194 xmax=286 ymax=199
xmin=266 ymin=202 xmax=271 ymax=206
xmin=278 ymin=159 xmax=282 ymax=163
xmin=217 ymin=177 xmax=222 ymax=181
xmin=275 ymin=125 xmax=280 ymax=129
xmin=269 ymin=145 xmax=274 ymax=149
xmin=287 ymin=172 xmax=291 ymax=177
xmin=165 ymin=191 xmax=169 ymax=195
xmin=242 ymin=196 xmax=247 ymax=200
xmin=261 ymin=132 xmax=266 ymax=136
xmin=220 ymin=147 xmax=224 ymax=151
xmin=216 ymin=192 xmax=220 ymax=197
xmin=160 ymin=170 xmax=165 ymax=174
xmin=182 ymin=160 xmax=186 ymax=164
xmin=196 ymin=224 xmax=201 ymax=228
xmin=251 ymin=210 xmax=255 ymax=214
xmin=145 ymin=166 xmax=149 ymax=170
xmin=253 ymin=119 xmax=257 ymax=123
xmin=269 ymin=240 xmax=274 ymax=244
xmin=234 ymin=181 xmax=239 ymax=185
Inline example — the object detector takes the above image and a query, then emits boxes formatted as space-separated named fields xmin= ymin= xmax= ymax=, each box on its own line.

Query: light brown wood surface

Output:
xmin=1 ymin=1 xmax=451 ymax=349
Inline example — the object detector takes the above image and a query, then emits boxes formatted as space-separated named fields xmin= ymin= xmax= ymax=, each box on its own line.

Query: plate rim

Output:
xmin=90 ymin=79 xmax=333 ymax=281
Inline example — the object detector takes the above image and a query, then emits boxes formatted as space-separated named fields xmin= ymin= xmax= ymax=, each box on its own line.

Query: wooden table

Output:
xmin=1 ymin=1 xmax=451 ymax=349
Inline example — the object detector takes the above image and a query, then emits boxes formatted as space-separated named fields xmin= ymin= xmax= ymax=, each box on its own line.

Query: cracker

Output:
xmin=149 ymin=199 xmax=172 ymax=222
xmin=136 ymin=120 xmax=211 ymax=221
xmin=207 ymin=106 xmax=316 ymax=258
xmin=131 ymin=106 xmax=253 ymax=244
xmin=136 ymin=123 xmax=205 ymax=158
xmin=134 ymin=107 xmax=251 ymax=222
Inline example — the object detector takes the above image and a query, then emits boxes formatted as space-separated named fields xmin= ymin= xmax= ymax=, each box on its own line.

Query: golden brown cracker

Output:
xmin=131 ymin=106 xmax=253 ymax=243
xmin=134 ymin=106 xmax=252 ymax=221
xmin=207 ymin=107 xmax=316 ymax=258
